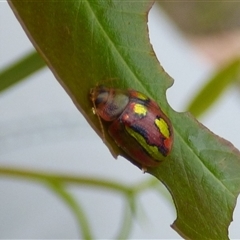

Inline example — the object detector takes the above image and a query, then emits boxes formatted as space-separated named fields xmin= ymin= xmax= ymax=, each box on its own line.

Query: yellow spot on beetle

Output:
xmin=155 ymin=118 xmax=170 ymax=138
xmin=133 ymin=103 xmax=147 ymax=117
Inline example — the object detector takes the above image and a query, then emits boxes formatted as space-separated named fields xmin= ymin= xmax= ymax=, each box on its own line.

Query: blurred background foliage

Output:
xmin=158 ymin=2 xmax=240 ymax=35
xmin=157 ymin=1 xmax=240 ymax=117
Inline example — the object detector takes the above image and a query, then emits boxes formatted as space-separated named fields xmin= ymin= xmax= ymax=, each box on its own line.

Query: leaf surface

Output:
xmin=8 ymin=1 xmax=240 ymax=239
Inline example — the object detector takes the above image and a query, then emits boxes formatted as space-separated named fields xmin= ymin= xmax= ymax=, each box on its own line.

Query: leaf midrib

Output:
xmin=86 ymin=1 xmax=236 ymax=202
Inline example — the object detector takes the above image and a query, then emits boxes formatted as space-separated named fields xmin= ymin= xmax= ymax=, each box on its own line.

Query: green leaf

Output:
xmin=187 ymin=58 xmax=240 ymax=117
xmin=8 ymin=1 xmax=240 ymax=239
xmin=0 ymin=51 xmax=45 ymax=92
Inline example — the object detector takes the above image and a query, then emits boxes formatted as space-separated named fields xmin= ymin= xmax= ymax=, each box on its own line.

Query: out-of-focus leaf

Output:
xmin=0 ymin=51 xmax=45 ymax=92
xmin=8 ymin=1 xmax=240 ymax=239
xmin=187 ymin=58 xmax=240 ymax=117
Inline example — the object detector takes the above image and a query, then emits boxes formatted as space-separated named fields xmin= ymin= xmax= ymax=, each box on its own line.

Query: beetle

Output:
xmin=90 ymin=85 xmax=173 ymax=171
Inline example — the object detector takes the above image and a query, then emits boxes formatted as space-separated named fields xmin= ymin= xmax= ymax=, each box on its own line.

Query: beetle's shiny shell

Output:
xmin=90 ymin=85 xmax=173 ymax=169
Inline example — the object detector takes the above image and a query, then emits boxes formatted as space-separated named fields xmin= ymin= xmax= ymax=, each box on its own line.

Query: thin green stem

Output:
xmin=132 ymin=176 xmax=159 ymax=193
xmin=0 ymin=166 xmax=131 ymax=193
xmin=48 ymin=181 xmax=93 ymax=240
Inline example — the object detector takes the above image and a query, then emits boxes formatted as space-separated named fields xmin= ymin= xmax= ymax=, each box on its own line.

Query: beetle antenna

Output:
xmin=91 ymin=98 xmax=106 ymax=142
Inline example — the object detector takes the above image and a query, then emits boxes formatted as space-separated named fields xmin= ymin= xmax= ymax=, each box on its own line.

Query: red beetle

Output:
xmin=90 ymin=85 xmax=173 ymax=171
